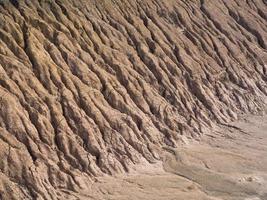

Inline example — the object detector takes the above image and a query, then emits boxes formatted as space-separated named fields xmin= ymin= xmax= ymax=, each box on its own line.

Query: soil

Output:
xmin=0 ymin=0 xmax=266 ymax=199
xmin=79 ymin=114 xmax=267 ymax=200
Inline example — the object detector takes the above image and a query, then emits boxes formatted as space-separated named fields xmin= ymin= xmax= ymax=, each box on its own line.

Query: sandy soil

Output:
xmin=68 ymin=114 xmax=267 ymax=200
xmin=1 ymin=1 xmax=267 ymax=198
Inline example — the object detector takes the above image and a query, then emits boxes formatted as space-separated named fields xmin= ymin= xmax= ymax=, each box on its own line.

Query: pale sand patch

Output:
xmin=64 ymin=114 xmax=267 ymax=200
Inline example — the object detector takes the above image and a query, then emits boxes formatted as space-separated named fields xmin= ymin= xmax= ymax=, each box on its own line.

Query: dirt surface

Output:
xmin=0 ymin=0 xmax=267 ymax=199
xmin=79 ymin=114 xmax=267 ymax=200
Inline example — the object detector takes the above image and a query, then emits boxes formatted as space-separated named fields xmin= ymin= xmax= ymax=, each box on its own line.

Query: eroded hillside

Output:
xmin=0 ymin=0 xmax=266 ymax=199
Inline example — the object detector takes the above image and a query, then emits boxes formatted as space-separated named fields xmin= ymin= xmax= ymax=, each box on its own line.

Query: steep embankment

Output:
xmin=0 ymin=0 xmax=266 ymax=199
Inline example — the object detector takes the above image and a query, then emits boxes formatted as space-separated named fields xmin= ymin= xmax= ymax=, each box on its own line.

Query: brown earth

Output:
xmin=0 ymin=0 xmax=266 ymax=199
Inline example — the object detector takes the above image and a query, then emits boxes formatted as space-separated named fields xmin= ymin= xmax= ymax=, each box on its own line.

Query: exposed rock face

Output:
xmin=0 ymin=0 xmax=266 ymax=199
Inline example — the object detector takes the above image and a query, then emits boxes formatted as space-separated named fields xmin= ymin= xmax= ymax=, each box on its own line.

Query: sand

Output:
xmin=0 ymin=1 xmax=267 ymax=198
xmin=69 ymin=114 xmax=267 ymax=200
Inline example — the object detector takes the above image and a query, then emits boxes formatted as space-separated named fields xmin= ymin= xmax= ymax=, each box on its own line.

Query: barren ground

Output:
xmin=71 ymin=113 xmax=267 ymax=200
xmin=0 ymin=0 xmax=267 ymax=199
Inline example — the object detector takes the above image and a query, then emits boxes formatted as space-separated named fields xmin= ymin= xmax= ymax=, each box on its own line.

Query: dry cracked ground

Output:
xmin=0 ymin=0 xmax=266 ymax=199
